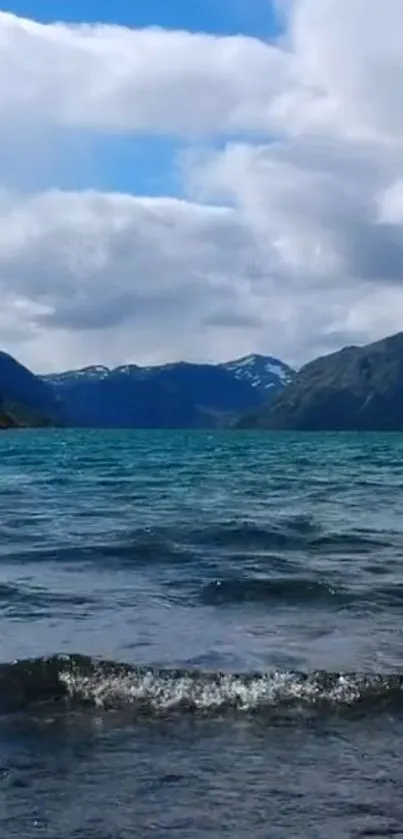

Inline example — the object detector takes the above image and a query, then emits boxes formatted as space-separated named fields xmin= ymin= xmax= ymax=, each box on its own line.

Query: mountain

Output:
xmin=0 ymin=352 xmax=62 ymax=428
xmin=44 ymin=362 xmax=263 ymax=428
xmin=219 ymin=354 xmax=294 ymax=396
xmin=46 ymin=365 xmax=110 ymax=386
xmin=44 ymin=355 xmax=291 ymax=428
xmin=237 ymin=331 xmax=403 ymax=431
xmin=8 ymin=332 xmax=403 ymax=432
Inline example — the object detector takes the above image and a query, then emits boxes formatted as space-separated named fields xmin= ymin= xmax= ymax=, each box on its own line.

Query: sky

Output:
xmin=2 ymin=0 xmax=403 ymax=372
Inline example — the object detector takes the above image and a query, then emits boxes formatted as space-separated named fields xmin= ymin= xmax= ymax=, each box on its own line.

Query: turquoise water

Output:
xmin=2 ymin=430 xmax=403 ymax=837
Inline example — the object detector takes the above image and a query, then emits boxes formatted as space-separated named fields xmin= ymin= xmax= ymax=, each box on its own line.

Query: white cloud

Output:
xmin=186 ymin=135 xmax=403 ymax=286
xmin=2 ymin=2 xmax=403 ymax=371
xmin=0 ymin=12 xmax=288 ymax=135
xmin=285 ymin=0 xmax=403 ymax=142
xmin=1 ymin=1 xmax=401 ymax=143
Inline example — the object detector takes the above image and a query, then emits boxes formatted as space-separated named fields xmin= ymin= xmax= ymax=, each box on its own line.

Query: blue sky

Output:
xmin=3 ymin=0 xmax=280 ymax=38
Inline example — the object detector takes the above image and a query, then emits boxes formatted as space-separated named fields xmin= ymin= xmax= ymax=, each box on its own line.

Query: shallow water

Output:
xmin=2 ymin=430 xmax=403 ymax=837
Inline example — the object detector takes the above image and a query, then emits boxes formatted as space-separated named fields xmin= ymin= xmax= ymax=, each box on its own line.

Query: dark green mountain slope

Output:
xmin=0 ymin=352 xmax=62 ymax=428
xmin=238 ymin=332 xmax=403 ymax=431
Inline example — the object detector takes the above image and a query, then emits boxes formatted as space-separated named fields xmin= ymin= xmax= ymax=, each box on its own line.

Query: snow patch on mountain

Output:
xmin=44 ymin=354 xmax=294 ymax=397
xmin=44 ymin=365 xmax=110 ymax=385
xmin=220 ymin=354 xmax=294 ymax=394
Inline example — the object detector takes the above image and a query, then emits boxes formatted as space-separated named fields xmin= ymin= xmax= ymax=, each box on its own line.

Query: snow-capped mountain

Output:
xmin=220 ymin=354 xmax=294 ymax=395
xmin=45 ymin=355 xmax=294 ymax=393
xmin=41 ymin=353 xmax=294 ymax=428
xmin=44 ymin=365 xmax=110 ymax=385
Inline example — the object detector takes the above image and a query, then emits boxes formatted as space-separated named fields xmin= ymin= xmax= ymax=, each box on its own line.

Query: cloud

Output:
xmin=284 ymin=0 xmax=403 ymax=143
xmin=1 ymin=1 xmax=401 ymax=142
xmin=2 ymin=2 xmax=403 ymax=371
xmin=186 ymin=134 xmax=403 ymax=286
xmin=0 ymin=189 xmax=273 ymax=371
xmin=2 ymin=185 xmax=403 ymax=374
xmin=0 ymin=12 xmax=288 ymax=136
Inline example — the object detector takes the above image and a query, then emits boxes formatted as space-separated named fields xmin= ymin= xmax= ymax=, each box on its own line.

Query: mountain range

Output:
xmin=3 ymin=331 xmax=403 ymax=431
xmin=0 ymin=353 xmax=293 ymax=429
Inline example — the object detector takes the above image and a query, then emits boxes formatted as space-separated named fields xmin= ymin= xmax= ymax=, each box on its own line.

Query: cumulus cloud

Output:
xmin=2 ymin=186 xmax=403 ymax=374
xmin=0 ymin=12 xmax=288 ymax=135
xmin=0 ymin=190 xmax=274 ymax=371
xmin=186 ymin=135 xmax=403 ymax=287
xmin=1 ymin=1 xmax=400 ymax=141
xmin=2 ymin=1 xmax=403 ymax=371
xmin=285 ymin=0 xmax=403 ymax=142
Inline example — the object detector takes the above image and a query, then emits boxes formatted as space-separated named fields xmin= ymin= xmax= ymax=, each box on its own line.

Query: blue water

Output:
xmin=2 ymin=430 xmax=403 ymax=837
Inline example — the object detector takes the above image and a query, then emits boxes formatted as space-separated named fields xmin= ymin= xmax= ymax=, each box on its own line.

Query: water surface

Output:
xmin=2 ymin=430 xmax=403 ymax=837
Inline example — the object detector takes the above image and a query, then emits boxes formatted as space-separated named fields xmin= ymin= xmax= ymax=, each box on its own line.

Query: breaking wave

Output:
xmin=2 ymin=655 xmax=403 ymax=717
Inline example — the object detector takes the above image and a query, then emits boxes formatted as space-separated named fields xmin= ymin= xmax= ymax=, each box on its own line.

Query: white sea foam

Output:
xmin=58 ymin=664 xmax=398 ymax=713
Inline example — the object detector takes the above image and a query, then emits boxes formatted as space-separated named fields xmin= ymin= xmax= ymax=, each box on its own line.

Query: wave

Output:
xmin=3 ymin=517 xmax=396 ymax=571
xmin=2 ymin=535 xmax=191 ymax=567
xmin=190 ymin=522 xmax=306 ymax=552
xmin=0 ymin=583 xmax=22 ymax=601
xmin=190 ymin=521 xmax=393 ymax=555
xmin=201 ymin=576 xmax=350 ymax=606
xmin=310 ymin=532 xmax=393 ymax=554
xmin=2 ymin=654 xmax=403 ymax=717
xmin=0 ymin=583 xmax=94 ymax=615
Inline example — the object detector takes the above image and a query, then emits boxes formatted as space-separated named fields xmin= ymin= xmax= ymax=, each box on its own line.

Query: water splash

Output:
xmin=1 ymin=654 xmax=403 ymax=717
